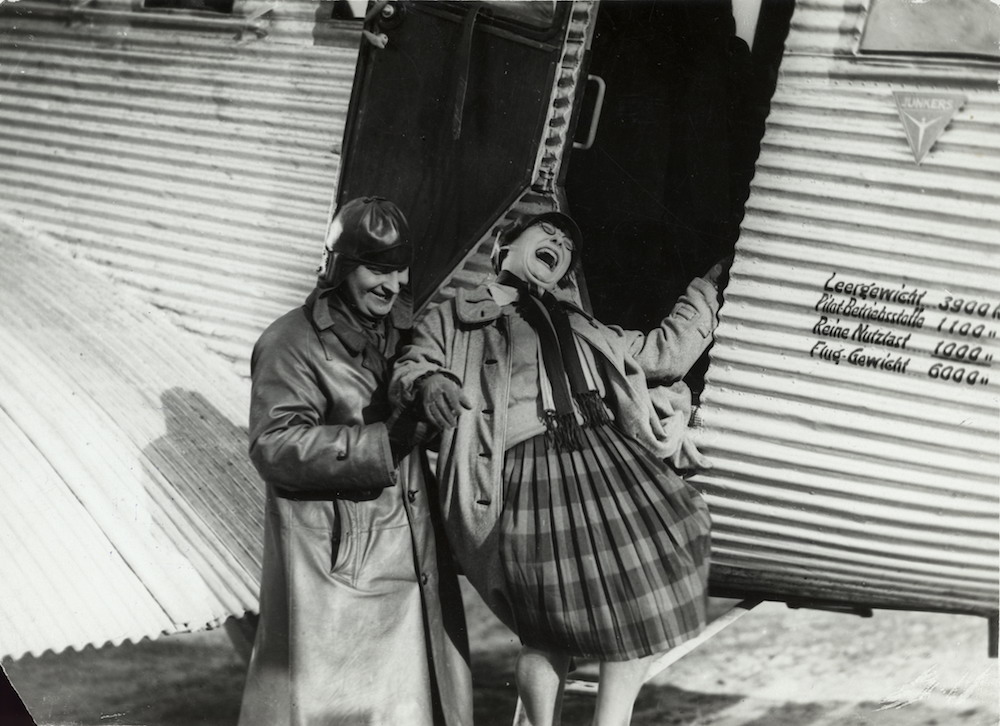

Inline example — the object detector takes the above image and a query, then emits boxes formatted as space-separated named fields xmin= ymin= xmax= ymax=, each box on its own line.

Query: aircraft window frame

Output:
xmin=476 ymin=1 xmax=557 ymax=30
xmin=435 ymin=0 xmax=568 ymax=42
xmin=142 ymin=0 xmax=234 ymax=14
xmin=329 ymin=0 xmax=366 ymax=22
xmin=856 ymin=0 xmax=1000 ymax=63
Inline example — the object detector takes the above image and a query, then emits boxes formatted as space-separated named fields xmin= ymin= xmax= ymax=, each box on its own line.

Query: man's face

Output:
xmin=342 ymin=265 xmax=410 ymax=319
xmin=500 ymin=222 xmax=574 ymax=291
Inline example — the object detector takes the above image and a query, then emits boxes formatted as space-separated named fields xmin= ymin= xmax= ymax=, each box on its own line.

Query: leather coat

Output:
xmin=238 ymin=289 xmax=472 ymax=726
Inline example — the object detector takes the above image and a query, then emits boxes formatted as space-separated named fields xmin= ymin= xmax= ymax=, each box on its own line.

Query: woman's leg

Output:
xmin=512 ymin=646 xmax=571 ymax=726
xmin=591 ymin=654 xmax=658 ymax=726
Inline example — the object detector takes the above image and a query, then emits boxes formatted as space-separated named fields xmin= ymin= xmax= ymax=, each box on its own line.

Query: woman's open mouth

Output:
xmin=535 ymin=248 xmax=558 ymax=270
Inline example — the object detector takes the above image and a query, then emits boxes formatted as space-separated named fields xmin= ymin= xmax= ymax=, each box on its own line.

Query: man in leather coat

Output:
xmin=238 ymin=197 xmax=472 ymax=726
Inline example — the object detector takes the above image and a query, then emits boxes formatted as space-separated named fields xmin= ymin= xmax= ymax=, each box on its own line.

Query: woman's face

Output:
xmin=500 ymin=222 xmax=574 ymax=291
xmin=342 ymin=265 xmax=410 ymax=319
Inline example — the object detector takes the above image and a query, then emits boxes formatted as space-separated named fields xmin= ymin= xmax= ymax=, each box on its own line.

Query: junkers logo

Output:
xmin=893 ymin=91 xmax=965 ymax=164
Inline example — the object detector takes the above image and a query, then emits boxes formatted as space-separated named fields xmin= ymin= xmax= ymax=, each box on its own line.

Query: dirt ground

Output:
xmin=5 ymin=582 xmax=997 ymax=726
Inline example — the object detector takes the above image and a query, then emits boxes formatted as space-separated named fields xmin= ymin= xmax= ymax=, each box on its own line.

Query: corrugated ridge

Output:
xmin=0 ymin=90 xmax=348 ymax=152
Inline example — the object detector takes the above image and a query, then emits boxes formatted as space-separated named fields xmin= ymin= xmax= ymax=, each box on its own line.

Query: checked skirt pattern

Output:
xmin=499 ymin=424 xmax=711 ymax=661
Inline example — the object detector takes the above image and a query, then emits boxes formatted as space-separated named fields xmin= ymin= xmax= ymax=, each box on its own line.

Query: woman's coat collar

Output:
xmin=454 ymin=285 xmax=594 ymax=322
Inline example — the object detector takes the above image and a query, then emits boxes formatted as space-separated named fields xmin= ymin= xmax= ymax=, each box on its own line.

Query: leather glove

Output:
xmin=386 ymin=407 xmax=434 ymax=465
xmin=417 ymin=373 xmax=473 ymax=430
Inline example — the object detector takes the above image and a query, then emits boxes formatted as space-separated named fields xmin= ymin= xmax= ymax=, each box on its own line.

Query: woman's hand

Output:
xmin=668 ymin=431 xmax=714 ymax=473
xmin=418 ymin=374 xmax=473 ymax=429
xmin=704 ymin=254 xmax=734 ymax=287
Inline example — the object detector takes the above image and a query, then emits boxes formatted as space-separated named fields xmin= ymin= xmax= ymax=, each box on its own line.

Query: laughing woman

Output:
xmin=391 ymin=211 xmax=724 ymax=726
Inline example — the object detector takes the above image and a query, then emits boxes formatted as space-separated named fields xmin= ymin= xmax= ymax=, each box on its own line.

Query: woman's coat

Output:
xmin=238 ymin=290 xmax=472 ymax=726
xmin=389 ymin=275 xmax=720 ymax=621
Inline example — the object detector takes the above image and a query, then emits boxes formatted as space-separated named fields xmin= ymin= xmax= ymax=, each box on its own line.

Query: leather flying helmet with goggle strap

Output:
xmin=317 ymin=196 xmax=412 ymax=289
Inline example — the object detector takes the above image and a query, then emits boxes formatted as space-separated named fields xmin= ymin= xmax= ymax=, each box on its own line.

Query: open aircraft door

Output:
xmin=336 ymin=0 xmax=594 ymax=310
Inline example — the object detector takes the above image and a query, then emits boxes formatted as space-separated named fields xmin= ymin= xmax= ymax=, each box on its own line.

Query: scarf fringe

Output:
xmin=576 ymin=390 xmax=612 ymax=428
xmin=543 ymin=392 xmax=611 ymax=453
xmin=543 ymin=411 xmax=586 ymax=452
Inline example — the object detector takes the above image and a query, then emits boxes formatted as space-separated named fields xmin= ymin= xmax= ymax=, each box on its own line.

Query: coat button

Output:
xmin=336 ymin=451 xmax=348 ymax=461
xmin=407 ymin=490 xmax=417 ymax=503
xmin=420 ymin=573 xmax=429 ymax=586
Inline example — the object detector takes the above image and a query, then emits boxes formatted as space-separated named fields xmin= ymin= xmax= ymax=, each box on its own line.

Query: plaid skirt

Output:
xmin=499 ymin=424 xmax=711 ymax=661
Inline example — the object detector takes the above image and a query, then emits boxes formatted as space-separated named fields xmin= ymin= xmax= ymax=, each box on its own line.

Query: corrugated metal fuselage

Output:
xmin=694 ymin=0 xmax=999 ymax=618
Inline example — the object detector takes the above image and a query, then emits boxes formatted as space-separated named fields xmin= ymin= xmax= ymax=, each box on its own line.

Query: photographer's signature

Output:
xmin=878 ymin=665 xmax=994 ymax=711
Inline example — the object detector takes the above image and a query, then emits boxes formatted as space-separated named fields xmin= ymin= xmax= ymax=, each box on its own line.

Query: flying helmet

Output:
xmin=317 ymin=196 xmax=412 ymax=289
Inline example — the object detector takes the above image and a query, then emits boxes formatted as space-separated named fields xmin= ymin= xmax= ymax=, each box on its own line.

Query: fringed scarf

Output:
xmin=496 ymin=271 xmax=612 ymax=451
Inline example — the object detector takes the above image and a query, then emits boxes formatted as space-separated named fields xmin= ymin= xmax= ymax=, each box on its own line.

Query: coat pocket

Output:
xmin=329 ymin=502 xmax=342 ymax=573
xmin=353 ymin=522 xmax=417 ymax=591
xmin=329 ymin=500 xmax=356 ymax=578
xmin=335 ymin=492 xmax=414 ymax=589
xmin=274 ymin=497 xmax=346 ymax=581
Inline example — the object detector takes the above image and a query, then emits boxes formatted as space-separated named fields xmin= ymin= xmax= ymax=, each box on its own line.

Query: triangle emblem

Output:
xmin=893 ymin=91 xmax=965 ymax=165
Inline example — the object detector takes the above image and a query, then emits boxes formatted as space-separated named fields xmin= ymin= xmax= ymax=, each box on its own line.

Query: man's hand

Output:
xmin=418 ymin=374 xmax=473 ymax=429
xmin=386 ymin=408 xmax=435 ymax=466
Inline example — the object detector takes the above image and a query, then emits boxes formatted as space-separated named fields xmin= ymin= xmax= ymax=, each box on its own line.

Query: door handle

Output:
xmin=573 ymin=74 xmax=607 ymax=151
xmin=362 ymin=0 xmax=398 ymax=48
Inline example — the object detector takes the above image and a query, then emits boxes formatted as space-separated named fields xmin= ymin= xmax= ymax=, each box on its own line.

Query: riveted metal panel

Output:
xmin=695 ymin=0 xmax=1000 ymax=615
xmin=0 ymin=0 xmax=362 ymax=376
